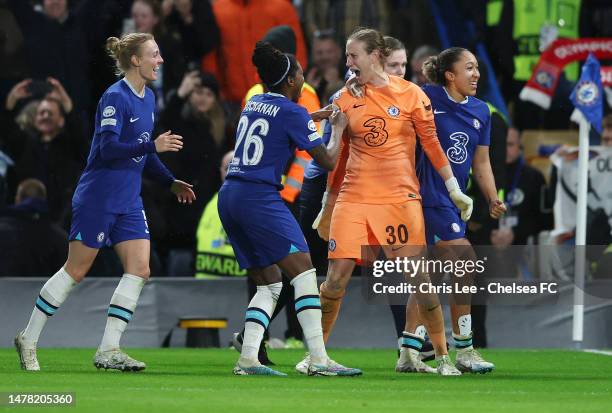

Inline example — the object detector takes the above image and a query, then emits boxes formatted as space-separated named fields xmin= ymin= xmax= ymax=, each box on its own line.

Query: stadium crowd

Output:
xmin=0 ymin=0 xmax=611 ymax=282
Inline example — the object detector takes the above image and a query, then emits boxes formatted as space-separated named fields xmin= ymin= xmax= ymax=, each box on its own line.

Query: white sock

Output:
xmin=98 ymin=274 xmax=145 ymax=352
xmin=291 ymin=269 xmax=328 ymax=365
xmin=22 ymin=267 xmax=77 ymax=345
xmin=239 ymin=282 xmax=282 ymax=367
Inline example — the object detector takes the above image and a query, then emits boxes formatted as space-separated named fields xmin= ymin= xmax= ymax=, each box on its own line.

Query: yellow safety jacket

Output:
xmin=195 ymin=193 xmax=246 ymax=278
xmin=512 ymin=0 xmax=580 ymax=81
xmin=487 ymin=0 xmax=503 ymax=26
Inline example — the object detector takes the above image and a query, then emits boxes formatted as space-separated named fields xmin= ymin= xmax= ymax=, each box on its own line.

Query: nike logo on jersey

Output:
xmin=433 ymin=109 xmax=446 ymax=114
xmin=353 ymin=103 xmax=365 ymax=108
xmin=130 ymin=117 xmax=140 ymax=122
xmin=391 ymin=245 xmax=406 ymax=252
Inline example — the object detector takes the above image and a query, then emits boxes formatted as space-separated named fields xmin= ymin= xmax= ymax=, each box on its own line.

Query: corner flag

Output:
xmin=570 ymin=53 xmax=603 ymax=134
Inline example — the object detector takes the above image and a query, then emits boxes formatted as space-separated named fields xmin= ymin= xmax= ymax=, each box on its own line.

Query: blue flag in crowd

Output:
xmin=570 ymin=53 xmax=603 ymax=134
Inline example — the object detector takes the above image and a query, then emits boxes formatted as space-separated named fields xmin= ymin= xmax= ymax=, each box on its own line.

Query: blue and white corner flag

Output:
xmin=570 ymin=53 xmax=603 ymax=134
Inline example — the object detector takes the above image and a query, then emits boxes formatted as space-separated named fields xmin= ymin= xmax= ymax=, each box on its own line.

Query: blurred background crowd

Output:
xmin=0 ymin=0 xmax=611 ymax=281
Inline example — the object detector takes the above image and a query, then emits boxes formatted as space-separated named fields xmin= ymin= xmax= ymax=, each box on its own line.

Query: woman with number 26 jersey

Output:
xmin=218 ymin=41 xmax=361 ymax=377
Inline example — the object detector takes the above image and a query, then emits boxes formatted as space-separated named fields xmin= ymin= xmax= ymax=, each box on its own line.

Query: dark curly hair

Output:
xmin=252 ymin=41 xmax=299 ymax=92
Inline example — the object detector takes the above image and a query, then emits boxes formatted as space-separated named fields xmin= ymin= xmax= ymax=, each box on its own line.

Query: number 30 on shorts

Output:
xmin=385 ymin=224 xmax=409 ymax=244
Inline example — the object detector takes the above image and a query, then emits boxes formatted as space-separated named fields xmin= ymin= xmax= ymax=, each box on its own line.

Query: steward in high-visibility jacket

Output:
xmin=497 ymin=0 xmax=581 ymax=82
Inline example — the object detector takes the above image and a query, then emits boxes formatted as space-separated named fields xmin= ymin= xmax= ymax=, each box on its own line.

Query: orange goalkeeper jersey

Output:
xmin=329 ymin=76 xmax=449 ymax=204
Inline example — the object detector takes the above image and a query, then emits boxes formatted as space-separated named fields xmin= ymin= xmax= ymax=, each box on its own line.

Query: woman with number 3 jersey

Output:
xmin=217 ymin=41 xmax=361 ymax=377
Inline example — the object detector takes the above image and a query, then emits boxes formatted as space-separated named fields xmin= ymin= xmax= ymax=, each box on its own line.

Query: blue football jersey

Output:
xmin=73 ymin=79 xmax=156 ymax=213
xmin=417 ymin=84 xmax=491 ymax=209
xmin=304 ymin=94 xmax=335 ymax=180
xmin=225 ymin=93 xmax=323 ymax=190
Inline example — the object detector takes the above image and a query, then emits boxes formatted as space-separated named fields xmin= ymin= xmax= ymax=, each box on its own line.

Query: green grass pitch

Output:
xmin=2 ymin=348 xmax=611 ymax=412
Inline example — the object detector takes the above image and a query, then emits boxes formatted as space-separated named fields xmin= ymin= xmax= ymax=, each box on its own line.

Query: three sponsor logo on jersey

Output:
xmin=432 ymin=105 xmax=484 ymax=165
xmin=358 ymin=106 xmax=400 ymax=148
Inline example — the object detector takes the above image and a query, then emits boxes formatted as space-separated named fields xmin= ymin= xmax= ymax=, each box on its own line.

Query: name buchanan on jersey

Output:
xmin=243 ymin=100 xmax=281 ymax=117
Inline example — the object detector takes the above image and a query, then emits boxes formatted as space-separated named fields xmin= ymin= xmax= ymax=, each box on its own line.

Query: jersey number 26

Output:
xmin=235 ymin=116 xmax=269 ymax=166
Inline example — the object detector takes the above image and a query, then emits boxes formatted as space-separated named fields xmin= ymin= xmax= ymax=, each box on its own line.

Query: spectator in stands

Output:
xmin=13 ymin=100 xmax=41 ymax=139
xmin=387 ymin=0 xmax=440 ymax=56
xmin=202 ymin=0 xmax=307 ymax=110
xmin=602 ymin=114 xmax=612 ymax=147
xmin=88 ymin=0 xmax=219 ymax=119
xmin=7 ymin=0 xmax=107 ymax=122
xmin=155 ymin=70 xmax=224 ymax=275
xmin=300 ymin=0 xmax=391 ymax=46
xmin=128 ymin=0 xmax=187 ymax=107
xmin=0 ymin=178 xmax=67 ymax=277
xmin=0 ymin=4 xmax=28 ymax=99
xmin=0 ymin=150 xmax=13 ymax=208
xmin=410 ymin=45 xmax=438 ymax=86
xmin=593 ymin=115 xmax=612 ymax=278
xmin=492 ymin=128 xmax=553 ymax=247
xmin=1 ymin=78 xmax=88 ymax=226
xmin=305 ymin=29 xmax=345 ymax=106
xmin=162 ymin=0 xmax=219 ymax=63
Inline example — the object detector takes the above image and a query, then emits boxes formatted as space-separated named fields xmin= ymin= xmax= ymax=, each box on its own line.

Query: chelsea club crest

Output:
xmin=576 ymin=81 xmax=599 ymax=106
xmin=387 ymin=106 xmax=400 ymax=117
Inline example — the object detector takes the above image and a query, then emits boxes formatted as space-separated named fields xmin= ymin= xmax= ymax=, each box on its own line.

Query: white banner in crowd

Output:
xmin=551 ymin=146 xmax=612 ymax=238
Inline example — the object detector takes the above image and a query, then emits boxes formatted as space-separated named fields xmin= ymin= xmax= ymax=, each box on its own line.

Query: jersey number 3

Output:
xmin=235 ymin=116 xmax=269 ymax=165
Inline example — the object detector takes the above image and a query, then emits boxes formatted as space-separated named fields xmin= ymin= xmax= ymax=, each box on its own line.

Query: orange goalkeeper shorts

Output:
xmin=327 ymin=200 xmax=426 ymax=260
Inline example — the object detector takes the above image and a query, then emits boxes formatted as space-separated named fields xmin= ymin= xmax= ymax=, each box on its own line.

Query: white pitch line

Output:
xmin=583 ymin=349 xmax=612 ymax=356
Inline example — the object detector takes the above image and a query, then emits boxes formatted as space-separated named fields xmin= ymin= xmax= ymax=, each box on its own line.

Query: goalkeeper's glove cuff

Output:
xmin=445 ymin=177 xmax=460 ymax=194
xmin=320 ymin=191 xmax=328 ymax=207
xmin=312 ymin=191 xmax=329 ymax=230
